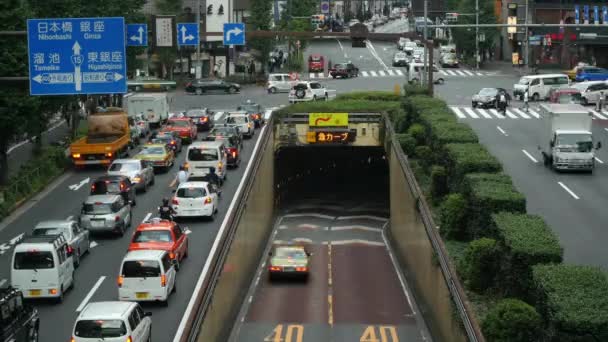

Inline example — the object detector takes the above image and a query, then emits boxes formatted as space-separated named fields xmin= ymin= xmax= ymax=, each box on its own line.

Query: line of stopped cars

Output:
xmin=4 ymin=101 xmax=267 ymax=342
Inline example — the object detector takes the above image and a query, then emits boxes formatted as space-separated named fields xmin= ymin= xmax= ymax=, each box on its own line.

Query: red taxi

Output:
xmin=308 ymin=54 xmax=324 ymax=72
xmin=128 ymin=218 xmax=189 ymax=270
xmin=162 ymin=118 xmax=198 ymax=143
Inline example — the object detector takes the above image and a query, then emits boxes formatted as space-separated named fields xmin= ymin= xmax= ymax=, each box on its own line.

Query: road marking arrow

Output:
xmin=130 ymin=26 xmax=144 ymax=44
xmin=0 ymin=244 xmax=11 ymax=255
xmin=69 ymin=177 xmax=90 ymax=191
xmin=226 ymin=27 xmax=243 ymax=41
xmin=9 ymin=233 xmax=24 ymax=245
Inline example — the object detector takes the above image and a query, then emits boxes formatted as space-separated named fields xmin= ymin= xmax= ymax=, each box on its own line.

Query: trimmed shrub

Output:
xmin=414 ymin=146 xmax=433 ymax=169
xmin=482 ymin=298 xmax=542 ymax=342
xmin=430 ymin=165 xmax=448 ymax=203
xmin=460 ymin=238 xmax=500 ymax=292
xmin=402 ymin=84 xmax=430 ymax=96
xmin=407 ymin=123 xmax=426 ymax=145
xmin=336 ymin=91 xmax=401 ymax=102
xmin=443 ymin=144 xmax=502 ymax=189
xmin=427 ymin=121 xmax=478 ymax=146
xmin=439 ymin=193 xmax=468 ymax=239
xmin=393 ymin=114 xmax=409 ymax=134
xmin=395 ymin=133 xmax=416 ymax=156
xmin=493 ymin=212 xmax=563 ymax=297
xmin=532 ymin=264 xmax=608 ymax=341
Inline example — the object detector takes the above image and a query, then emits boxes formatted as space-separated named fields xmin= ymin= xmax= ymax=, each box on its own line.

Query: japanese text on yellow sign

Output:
xmin=309 ymin=113 xmax=349 ymax=127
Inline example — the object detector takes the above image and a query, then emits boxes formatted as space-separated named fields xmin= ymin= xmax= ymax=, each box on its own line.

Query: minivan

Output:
xmin=118 ymin=250 xmax=177 ymax=306
xmin=513 ymin=74 xmax=570 ymax=101
xmin=267 ymin=73 xmax=296 ymax=93
xmin=11 ymin=235 xmax=75 ymax=302
xmin=186 ymin=141 xmax=228 ymax=181
xmin=408 ymin=63 xmax=444 ymax=84
xmin=72 ymin=301 xmax=152 ymax=342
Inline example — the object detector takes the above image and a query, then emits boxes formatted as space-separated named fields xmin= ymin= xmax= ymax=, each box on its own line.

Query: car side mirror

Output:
xmin=144 ymin=311 xmax=153 ymax=317
xmin=597 ymin=141 xmax=602 ymax=149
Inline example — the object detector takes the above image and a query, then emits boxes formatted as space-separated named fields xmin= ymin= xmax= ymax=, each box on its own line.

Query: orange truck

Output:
xmin=70 ymin=108 xmax=130 ymax=167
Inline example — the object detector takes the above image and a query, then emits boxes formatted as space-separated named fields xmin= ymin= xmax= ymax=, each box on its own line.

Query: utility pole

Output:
xmin=196 ymin=0 xmax=202 ymax=79
xmin=524 ymin=0 xmax=529 ymax=69
xmin=422 ymin=0 xmax=428 ymax=85
xmin=475 ymin=0 xmax=479 ymax=69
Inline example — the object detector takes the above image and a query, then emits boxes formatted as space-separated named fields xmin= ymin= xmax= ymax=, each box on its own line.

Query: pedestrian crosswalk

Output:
xmin=438 ymin=69 xmax=490 ymax=77
xmin=309 ymin=68 xmax=494 ymax=79
xmin=449 ymin=106 xmax=608 ymax=120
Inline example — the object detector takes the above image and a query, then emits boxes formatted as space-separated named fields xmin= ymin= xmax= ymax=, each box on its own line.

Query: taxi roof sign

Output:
xmin=308 ymin=113 xmax=348 ymax=127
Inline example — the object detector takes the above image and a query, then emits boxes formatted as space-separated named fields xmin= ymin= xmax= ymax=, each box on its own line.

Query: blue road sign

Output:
xmin=575 ymin=5 xmax=580 ymax=24
xmin=27 ymin=17 xmax=127 ymax=96
xmin=321 ymin=1 xmax=330 ymax=14
xmin=223 ymin=23 xmax=245 ymax=46
xmin=584 ymin=5 xmax=590 ymax=23
xmin=603 ymin=6 xmax=608 ymax=24
xmin=176 ymin=23 xmax=198 ymax=46
xmin=594 ymin=6 xmax=599 ymax=24
xmin=127 ymin=24 xmax=147 ymax=46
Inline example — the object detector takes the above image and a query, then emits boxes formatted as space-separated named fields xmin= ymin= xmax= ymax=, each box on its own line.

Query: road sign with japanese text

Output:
xmin=27 ymin=17 xmax=127 ymax=96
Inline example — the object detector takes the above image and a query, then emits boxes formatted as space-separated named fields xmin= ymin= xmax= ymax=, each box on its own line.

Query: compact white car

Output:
xmin=572 ymin=81 xmax=608 ymax=105
xmin=72 ymin=301 xmax=152 ymax=342
xmin=288 ymin=81 xmax=331 ymax=103
xmin=267 ymin=73 xmax=298 ymax=93
xmin=172 ymin=181 xmax=219 ymax=220
xmin=118 ymin=250 xmax=177 ymax=306
xmin=32 ymin=220 xmax=90 ymax=267
xmin=225 ymin=112 xmax=254 ymax=138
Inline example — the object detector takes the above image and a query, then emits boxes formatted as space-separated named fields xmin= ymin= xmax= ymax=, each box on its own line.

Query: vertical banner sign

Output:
xmin=584 ymin=5 xmax=589 ymax=24
xmin=155 ymin=16 xmax=174 ymax=47
xmin=594 ymin=6 xmax=599 ymax=25
xmin=575 ymin=5 xmax=580 ymax=24
xmin=603 ymin=6 xmax=608 ymax=24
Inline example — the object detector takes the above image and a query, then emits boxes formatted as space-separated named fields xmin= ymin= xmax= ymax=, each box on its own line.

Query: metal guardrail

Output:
xmin=385 ymin=116 xmax=485 ymax=342
xmin=173 ymin=118 xmax=274 ymax=342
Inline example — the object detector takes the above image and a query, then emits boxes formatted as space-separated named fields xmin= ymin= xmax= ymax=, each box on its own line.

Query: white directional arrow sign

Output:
xmin=130 ymin=26 xmax=144 ymax=44
xmin=226 ymin=27 xmax=243 ymax=41
xmin=33 ymin=72 xmax=123 ymax=84
xmin=69 ymin=177 xmax=90 ymax=191
xmin=71 ymin=41 xmax=83 ymax=91
xmin=181 ymin=25 xmax=194 ymax=42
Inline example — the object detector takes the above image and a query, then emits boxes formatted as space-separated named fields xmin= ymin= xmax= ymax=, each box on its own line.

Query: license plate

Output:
xmin=136 ymin=292 xmax=149 ymax=299
xmin=29 ymin=290 xmax=41 ymax=296
xmin=91 ymin=220 xmax=105 ymax=227
xmin=283 ymin=267 xmax=295 ymax=272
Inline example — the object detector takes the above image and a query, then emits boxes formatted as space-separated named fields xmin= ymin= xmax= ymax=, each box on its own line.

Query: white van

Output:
xmin=408 ymin=62 xmax=444 ymax=84
xmin=186 ymin=141 xmax=228 ymax=181
xmin=118 ymin=250 xmax=177 ymax=306
xmin=513 ymin=74 xmax=570 ymax=101
xmin=11 ymin=235 xmax=75 ymax=302
xmin=126 ymin=93 xmax=170 ymax=128
xmin=72 ymin=301 xmax=152 ymax=342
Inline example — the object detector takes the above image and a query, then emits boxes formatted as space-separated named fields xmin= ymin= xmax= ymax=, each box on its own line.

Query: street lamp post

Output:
xmin=422 ymin=0 xmax=428 ymax=84
xmin=195 ymin=0 xmax=202 ymax=79
xmin=475 ymin=0 xmax=479 ymax=69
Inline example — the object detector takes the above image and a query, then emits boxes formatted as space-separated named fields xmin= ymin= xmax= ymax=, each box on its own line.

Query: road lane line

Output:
xmin=512 ymin=108 xmax=531 ymax=119
xmin=476 ymin=72 xmax=484 ymax=76
xmin=309 ymin=72 xmax=315 ymax=79
xmin=213 ymin=111 xmax=223 ymax=122
xmin=142 ymin=212 xmax=152 ymax=223
xmin=381 ymin=225 xmax=415 ymax=313
xmin=504 ymin=109 xmax=518 ymax=119
xmin=595 ymin=157 xmax=604 ymax=164
xmin=527 ymin=108 xmax=541 ymax=118
xmin=370 ymin=71 xmax=378 ymax=77
xmin=462 ymin=70 xmax=474 ymax=76
xmin=328 ymin=242 xmax=334 ymax=326
xmin=328 ymin=295 xmax=334 ymax=325
xmin=395 ymin=69 xmax=403 ymax=76
xmin=361 ymin=71 xmax=369 ymax=77
xmin=463 ymin=107 xmax=480 ymax=119
xmin=449 ymin=106 xmax=467 ymax=119
xmin=76 ymin=276 xmax=106 ymax=312
xmin=455 ymin=70 xmax=466 ymax=76
xmin=477 ymin=108 xmax=493 ymax=119
xmin=489 ymin=108 xmax=506 ymax=119
xmin=378 ymin=70 xmax=386 ymax=76
xmin=317 ymin=73 xmax=325 ymax=78
xmin=589 ymin=109 xmax=608 ymax=120
xmin=387 ymin=69 xmax=395 ymax=76
xmin=439 ymin=70 xmax=447 ymax=75
xmin=9 ymin=233 xmax=24 ymax=245
xmin=0 ymin=279 xmax=6 ymax=287
xmin=558 ymin=182 xmax=580 ymax=200
xmin=522 ymin=149 xmax=538 ymax=163
xmin=496 ymin=126 xmax=508 ymax=136
xmin=332 ymin=225 xmax=382 ymax=232
xmin=90 ymin=241 xmax=98 ymax=248
xmin=283 ymin=213 xmax=334 ymax=219
xmin=605 ymin=128 xmax=608 ymax=133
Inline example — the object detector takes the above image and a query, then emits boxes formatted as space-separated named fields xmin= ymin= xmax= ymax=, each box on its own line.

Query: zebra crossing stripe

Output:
xmin=361 ymin=71 xmax=369 ymax=77
xmin=309 ymin=73 xmax=315 ymax=79
xmin=463 ymin=70 xmax=474 ymax=76
xmin=450 ymin=106 xmax=467 ymax=119
xmin=446 ymin=70 xmax=457 ymax=76
xmin=512 ymin=108 xmax=531 ymax=119
xmin=589 ymin=110 xmax=607 ymax=120
xmin=370 ymin=71 xmax=378 ymax=77
xmin=601 ymin=110 xmax=608 ymax=119
xmin=455 ymin=70 xmax=466 ymax=76
xmin=379 ymin=70 xmax=386 ymax=76
xmin=395 ymin=69 xmax=404 ymax=76
xmin=476 ymin=108 xmax=493 ymax=119
xmin=476 ymin=72 xmax=484 ymax=76
xmin=463 ymin=107 xmax=480 ymax=119
xmin=439 ymin=70 xmax=448 ymax=75
xmin=528 ymin=108 xmax=541 ymax=118
xmin=489 ymin=108 xmax=506 ymax=118
xmin=318 ymin=73 xmax=325 ymax=78
xmin=387 ymin=70 xmax=395 ymax=76
xmin=504 ymin=109 xmax=518 ymax=119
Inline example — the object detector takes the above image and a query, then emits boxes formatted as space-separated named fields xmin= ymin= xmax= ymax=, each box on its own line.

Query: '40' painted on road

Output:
xmin=263 ymin=324 xmax=399 ymax=342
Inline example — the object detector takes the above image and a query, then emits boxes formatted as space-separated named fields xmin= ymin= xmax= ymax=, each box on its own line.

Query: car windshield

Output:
xmin=83 ymin=203 xmax=113 ymax=215
xmin=275 ymin=248 xmax=307 ymax=259
xmin=140 ymin=147 xmax=165 ymax=155
xmin=188 ymin=148 xmax=218 ymax=161
xmin=13 ymin=251 xmax=54 ymax=269
xmin=92 ymin=181 xmax=122 ymax=194
xmin=186 ymin=110 xmax=205 ymax=117
xmin=227 ymin=116 xmax=247 ymax=124
xmin=151 ymin=138 xmax=170 ymax=145
xmin=132 ymin=230 xmax=173 ymax=243
xmin=33 ymin=227 xmax=67 ymax=238
xmin=74 ymin=320 xmax=127 ymax=338
xmin=556 ymin=133 xmax=593 ymax=152
xmin=177 ymin=187 xmax=207 ymax=198
xmin=210 ymin=127 xmax=231 ymax=136
xmin=479 ymin=88 xmax=498 ymax=96
xmin=122 ymin=260 xmax=161 ymax=277
xmin=168 ymin=120 xmax=189 ymax=127
xmin=519 ymin=78 xmax=531 ymax=85
xmin=109 ymin=162 xmax=139 ymax=172
xmin=240 ymin=104 xmax=258 ymax=112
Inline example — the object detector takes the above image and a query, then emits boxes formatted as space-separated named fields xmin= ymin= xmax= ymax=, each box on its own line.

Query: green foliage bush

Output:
xmin=532 ymin=264 xmax=608 ymax=341
xmin=440 ymin=193 xmax=468 ymax=239
xmin=430 ymin=165 xmax=448 ymax=203
xmin=402 ymin=84 xmax=430 ymax=96
xmin=407 ymin=123 xmax=426 ymax=145
xmin=460 ymin=238 xmax=500 ymax=292
xmin=414 ymin=146 xmax=433 ymax=169
xmin=444 ymin=144 xmax=502 ymax=189
xmin=396 ymin=133 xmax=416 ymax=156
xmin=482 ymin=298 xmax=542 ymax=342
xmin=493 ymin=212 xmax=563 ymax=297
xmin=427 ymin=121 xmax=478 ymax=146
xmin=336 ymin=91 xmax=401 ymax=102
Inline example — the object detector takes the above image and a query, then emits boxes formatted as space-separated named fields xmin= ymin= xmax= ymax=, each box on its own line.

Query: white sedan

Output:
xmin=288 ymin=81 xmax=335 ymax=103
xmin=172 ymin=181 xmax=219 ymax=220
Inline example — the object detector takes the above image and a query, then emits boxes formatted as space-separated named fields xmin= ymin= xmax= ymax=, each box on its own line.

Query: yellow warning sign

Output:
xmin=309 ymin=113 xmax=349 ymax=127
xmin=306 ymin=131 xmax=317 ymax=143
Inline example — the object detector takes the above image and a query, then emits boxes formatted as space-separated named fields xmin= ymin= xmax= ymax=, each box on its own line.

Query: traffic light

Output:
xmin=207 ymin=5 xmax=213 ymax=14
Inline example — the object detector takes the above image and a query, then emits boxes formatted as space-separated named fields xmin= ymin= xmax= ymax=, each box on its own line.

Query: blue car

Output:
xmin=575 ymin=66 xmax=608 ymax=82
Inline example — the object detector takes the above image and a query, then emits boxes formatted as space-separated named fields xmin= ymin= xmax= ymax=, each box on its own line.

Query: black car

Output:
xmin=90 ymin=175 xmax=137 ymax=206
xmin=0 ymin=287 xmax=39 ymax=342
xmin=185 ymin=79 xmax=241 ymax=95
xmin=186 ymin=108 xmax=214 ymax=131
xmin=472 ymin=88 xmax=512 ymax=108
xmin=329 ymin=62 xmax=359 ymax=78
xmin=149 ymin=131 xmax=183 ymax=153
xmin=237 ymin=101 xmax=264 ymax=128
xmin=205 ymin=125 xmax=243 ymax=147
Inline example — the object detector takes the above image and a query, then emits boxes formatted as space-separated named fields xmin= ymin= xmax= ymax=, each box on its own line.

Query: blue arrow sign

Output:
xmin=127 ymin=24 xmax=147 ymax=46
xmin=176 ymin=23 xmax=198 ymax=46
xmin=223 ymin=23 xmax=245 ymax=46
xmin=27 ymin=17 xmax=127 ymax=96
xmin=575 ymin=5 xmax=580 ymax=24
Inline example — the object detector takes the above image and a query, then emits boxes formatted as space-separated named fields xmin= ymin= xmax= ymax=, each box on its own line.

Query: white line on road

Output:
xmin=527 ymin=108 xmax=541 ymax=118
xmin=395 ymin=69 xmax=403 ymax=76
xmin=455 ymin=70 xmax=466 ymax=76
xmin=489 ymin=108 xmax=506 ymax=119
xmin=605 ymin=128 xmax=608 ymax=133
xmin=90 ymin=241 xmax=99 ymax=248
xmin=370 ymin=71 xmax=378 ymax=77
xmin=142 ymin=212 xmax=152 ymax=223
xmin=336 ymin=39 xmax=347 ymax=58
xmin=309 ymin=72 xmax=315 ymax=79
xmin=324 ymin=239 xmax=385 ymax=246
xmin=317 ymin=73 xmax=325 ymax=78
xmin=9 ymin=233 xmax=24 ymax=245
xmin=589 ymin=109 xmax=608 ymax=120
xmin=446 ymin=70 xmax=457 ymax=76
xmin=595 ymin=157 xmax=604 ymax=164
xmin=439 ymin=70 xmax=447 ymax=75
xmin=558 ymin=182 xmax=580 ymax=200
xmin=0 ymin=279 xmax=6 ymax=287
xmin=450 ymin=106 xmax=466 ymax=119
xmin=522 ymin=149 xmax=538 ymax=163
xmin=496 ymin=126 xmax=508 ymax=136
xmin=476 ymin=72 xmax=484 ymax=76
xmin=331 ymin=225 xmax=382 ymax=232
xmin=512 ymin=108 xmax=531 ymax=119
xmin=476 ymin=108 xmax=493 ymax=119
xmin=283 ymin=213 xmax=334 ymax=220
xmin=505 ymin=109 xmax=518 ymax=119
xmin=361 ymin=71 xmax=369 ymax=77
xmin=378 ymin=70 xmax=386 ymax=76
xmin=213 ymin=111 xmax=223 ymax=122
xmin=337 ymin=215 xmax=387 ymax=221
xmin=462 ymin=70 xmax=474 ymax=76
xmin=76 ymin=276 xmax=106 ymax=312
xmin=66 ymin=215 xmax=74 ymax=221
xmin=387 ymin=69 xmax=395 ymax=76
xmin=463 ymin=107 xmax=480 ymax=119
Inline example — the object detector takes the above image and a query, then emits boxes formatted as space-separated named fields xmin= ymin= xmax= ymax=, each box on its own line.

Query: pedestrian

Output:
xmin=523 ymin=90 xmax=529 ymax=112
xmin=169 ymin=164 xmax=189 ymax=189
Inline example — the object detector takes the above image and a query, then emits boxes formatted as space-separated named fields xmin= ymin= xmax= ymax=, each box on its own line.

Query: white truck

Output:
xmin=539 ymin=103 xmax=601 ymax=172
xmin=126 ymin=93 xmax=170 ymax=128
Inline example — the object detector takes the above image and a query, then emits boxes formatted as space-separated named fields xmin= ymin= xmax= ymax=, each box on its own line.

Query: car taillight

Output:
xmin=126 ymin=336 xmax=133 ymax=342
xmin=269 ymin=266 xmax=281 ymax=271
xmin=72 ymin=153 xmax=81 ymax=159
xmin=202 ymin=117 xmax=208 ymax=122
xmin=218 ymin=162 xmax=223 ymax=170
xmin=171 ymin=140 xmax=176 ymax=145
xmin=115 ymin=216 xmax=120 ymax=222
xmin=91 ymin=184 xmax=95 ymax=191
xmin=186 ymin=82 xmax=192 ymax=87
xmin=169 ymin=252 xmax=176 ymax=259
xmin=172 ymin=198 xmax=179 ymax=205
xmin=296 ymin=267 xmax=308 ymax=272
xmin=204 ymin=197 xmax=212 ymax=204
xmin=71 ymin=337 xmax=76 ymax=342
xmin=67 ymin=246 xmax=73 ymax=254
xmin=106 ymin=152 xmax=113 ymax=158
xmin=232 ymin=151 xmax=237 ymax=158
xmin=49 ymin=288 xmax=58 ymax=295
xmin=117 ymin=276 xmax=123 ymax=287
xmin=161 ymin=274 xmax=167 ymax=287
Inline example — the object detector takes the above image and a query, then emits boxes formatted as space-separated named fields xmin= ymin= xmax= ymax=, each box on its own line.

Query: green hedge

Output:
xmin=336 ymin=91 xmax=401 ymax=102
xmin=493 ymin=212 xmax=563 ymax=297
xmin=532 ymin=264 xmax=608 ymax=341
xmin=396 ymin=133 xmax=416 ymax=156
xmin=427 ymin=121 xmax=478 ymax=146
xmin=460 ymin=238 xmax=500 ymax=292
xmin=444 ymin=144 xmax=502 ymax=189
xmin=402 ymin=84 xmax=431 ymax=96
xmin=482 ymin=298 xmax=542 ymax=342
